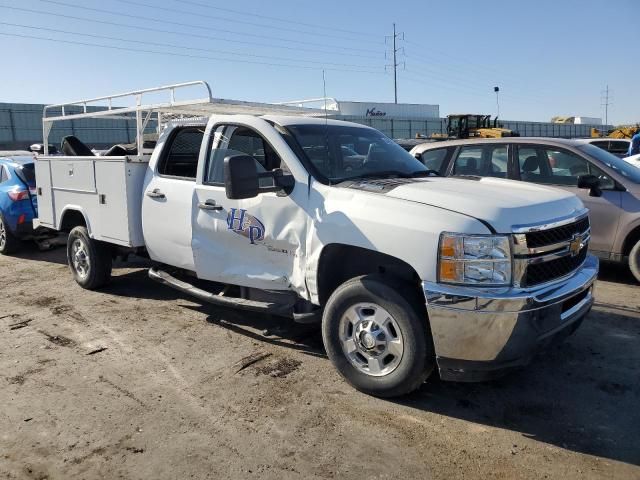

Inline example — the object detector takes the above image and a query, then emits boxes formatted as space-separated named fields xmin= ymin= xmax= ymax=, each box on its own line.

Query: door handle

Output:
xmin=198 ymin=200 xmax=223 ymax=211
xmin=146 ymin=188 xmax=165 ymax=199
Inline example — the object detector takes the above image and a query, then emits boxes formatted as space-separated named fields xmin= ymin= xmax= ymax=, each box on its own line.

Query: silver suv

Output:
xmin=410 ymin=137 xmax=640 ymax=281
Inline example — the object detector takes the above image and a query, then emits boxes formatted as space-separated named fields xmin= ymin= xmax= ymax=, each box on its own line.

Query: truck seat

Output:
xmin=61 ymin=135 xmax=94 ymax=157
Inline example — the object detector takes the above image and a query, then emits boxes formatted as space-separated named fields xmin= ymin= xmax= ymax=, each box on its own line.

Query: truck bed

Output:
xmin=35 ymin=155 xmax=148 ymax=248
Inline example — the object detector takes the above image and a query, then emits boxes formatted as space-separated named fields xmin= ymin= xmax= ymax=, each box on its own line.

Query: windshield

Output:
xmin=283 ymin=124 xmax=428 ymax=183
xmin=577 ymin=144 xmax=640 ymax=184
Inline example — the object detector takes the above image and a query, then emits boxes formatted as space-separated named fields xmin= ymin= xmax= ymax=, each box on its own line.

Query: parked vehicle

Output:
xmin=0 ymin=153 xmax=38 ymax=253
xmin=624 ymin=153 xmax=640 ymax=168
xmin=35 ymin=82 xmax=597 ymax=397
xmin=573 ymin=138 xmax=631 ymax=158
xmin=411 ymin=137 xmax=640 ymax=281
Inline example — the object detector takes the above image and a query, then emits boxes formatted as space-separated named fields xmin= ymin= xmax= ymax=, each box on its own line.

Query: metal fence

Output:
xmin=0 ymin=102 xmax=613 ymax=150
xmin=0 ymin=103 xmax=138 ymax=150
xmin=340 ymin=116 xmax=611 ymax=140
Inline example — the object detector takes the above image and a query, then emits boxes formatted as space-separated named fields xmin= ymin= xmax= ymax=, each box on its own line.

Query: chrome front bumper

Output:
xmin=423 ymin=254 xmax=598 ymax=381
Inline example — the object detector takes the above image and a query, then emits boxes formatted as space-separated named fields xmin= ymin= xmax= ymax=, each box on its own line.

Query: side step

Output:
xmin=148 ymin=267 xmax=292 ymax=316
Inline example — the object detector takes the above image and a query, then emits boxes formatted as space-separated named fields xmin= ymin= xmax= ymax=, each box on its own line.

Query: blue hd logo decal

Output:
xmin=226 ymin=208 xmax=265 ymax=245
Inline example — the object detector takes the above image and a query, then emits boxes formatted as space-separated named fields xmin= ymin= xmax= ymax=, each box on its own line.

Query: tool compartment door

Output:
xmin=34 ymin=157 xmax=54 ymax=227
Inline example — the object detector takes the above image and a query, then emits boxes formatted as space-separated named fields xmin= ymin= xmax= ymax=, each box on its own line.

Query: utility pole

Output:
xmin=601 ymin=85 xmax=612 ymax=126
xmin=386 ymin=24 xmax=404 ymax=104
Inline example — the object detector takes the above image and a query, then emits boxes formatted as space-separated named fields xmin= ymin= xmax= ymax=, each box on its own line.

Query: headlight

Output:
xmin=438 ymin=233 xmax=512 ymax=286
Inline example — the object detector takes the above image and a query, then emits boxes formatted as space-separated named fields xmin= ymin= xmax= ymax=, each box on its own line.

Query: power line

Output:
xmin=35 ymin=0 xmax=382 ymax=55
xmin=0 ymin=31 xmax=388 ymax=74
xmin=111 ymin=0 xmax=381 ymax=43
xmin=174 ymin=0 xmax=377 ymax=39
xmin=0 ymin=5 xmax=382 ymax=59
xmin=0 ymin=21 xmax=383 ymax=70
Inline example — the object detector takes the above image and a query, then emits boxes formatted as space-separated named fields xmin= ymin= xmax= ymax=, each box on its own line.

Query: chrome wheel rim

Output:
xmin=71 ymin=239 xmax=90 ymax=279
xmin=339 ymin=303 xmax=404 ymax=377
xmin=0 ymin=219 xmax=6 ymax=250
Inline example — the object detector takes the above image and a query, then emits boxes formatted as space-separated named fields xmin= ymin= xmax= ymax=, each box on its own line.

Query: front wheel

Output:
xmin=322 ymin=274 xmax=435 ymax=398
xmin=67 ymin=226 xmax=113 ymax=289
xmin=629 ymin=240 xmax=640 ymax=283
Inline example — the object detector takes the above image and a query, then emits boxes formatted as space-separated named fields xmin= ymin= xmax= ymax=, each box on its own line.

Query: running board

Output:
xmin=148 ymin=267 xmax=292 ymax=316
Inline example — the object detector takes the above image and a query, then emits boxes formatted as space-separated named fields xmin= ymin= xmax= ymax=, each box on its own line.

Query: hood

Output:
xmin=375 ymin=176 xmax=585 ymax=232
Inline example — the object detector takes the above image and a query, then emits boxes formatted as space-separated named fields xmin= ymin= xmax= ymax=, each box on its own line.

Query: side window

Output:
xmin=453 ymin=145 xmax=507 ymax=177
xmin=0 ymin=166 xmax=7 ymax=183
xmin=521 ymin=147 xmax=615 ymax=189
xmin=158 ymin=127 xmax=204 ymax=179
xmin=453 ymin=146 xmax=483 ymax=175
xmin=487 ymin=145 xmax=508 ymax=178
xmin=420 ymin=149 xmax=448 ymax=171
xmin=205 ymin=125 xmax=285 ymax=185
xmin=610 ymin=141 xmax=630 ymax=156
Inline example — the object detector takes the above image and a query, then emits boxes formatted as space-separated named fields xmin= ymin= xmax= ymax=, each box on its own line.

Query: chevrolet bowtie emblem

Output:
xmin=569 ymin=233 xmax=584 ymax=257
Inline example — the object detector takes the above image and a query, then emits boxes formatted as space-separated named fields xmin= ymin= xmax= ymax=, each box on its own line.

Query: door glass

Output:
xmin=453 ymin=146 xmax=483 ymax=175
xmin=158 ymin=127 xmax=204 ymax=179
xmin=520 ymin=147 xmax=615 ymax=189
xmin=206 ymin=125 xmax=284 ymax=186
xmin=518 ymin=147 xmax=543 ymax=181
xmin=453 ymin=145 xmax=507 ymax=177
xmin=0 ymin=166 xmax=6 ymax=183
xmin=487 ymin=146 xmax=508 ymax=178
xmin=420 ymin=149 xmax=448 ymax=171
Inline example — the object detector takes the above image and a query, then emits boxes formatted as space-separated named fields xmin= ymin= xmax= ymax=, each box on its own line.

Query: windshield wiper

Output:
xmin=409 ymin=170 xmax=439 ymax=177
xmin=332 ymin=169 xmax=439 ymax=184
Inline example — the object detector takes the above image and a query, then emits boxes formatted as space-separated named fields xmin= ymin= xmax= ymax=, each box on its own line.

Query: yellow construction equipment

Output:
xmin=431 ymin=114 xmax=519 ymax=140
xmin=591 ymin=125 xmax=640 ymax=139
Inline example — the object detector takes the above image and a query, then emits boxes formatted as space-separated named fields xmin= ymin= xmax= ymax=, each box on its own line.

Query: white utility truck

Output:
xmin=35 ymin=82 xmax=598 ymax=397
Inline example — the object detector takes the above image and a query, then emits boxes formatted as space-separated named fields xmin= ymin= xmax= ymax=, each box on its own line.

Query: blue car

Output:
xmin=0 ymin=152 xmax=38 ymax=254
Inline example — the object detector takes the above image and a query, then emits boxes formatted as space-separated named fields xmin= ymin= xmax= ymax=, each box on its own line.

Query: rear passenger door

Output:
xmin=142 ymin=125 xmax=206 ymax=270
xmin=449 ymin=144 xmax=510 ymax=178
xmin=514 ymin=145 xmax=621 ymax=253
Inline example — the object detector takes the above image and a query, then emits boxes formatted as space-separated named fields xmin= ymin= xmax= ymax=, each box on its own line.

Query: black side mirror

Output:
xmin=413 ymin=151 xmax=423 ymax=161
xmin=224 ymin=154 xmax=259 ymax=199
xmin=577 ymin=174 xmax=602 ymax=197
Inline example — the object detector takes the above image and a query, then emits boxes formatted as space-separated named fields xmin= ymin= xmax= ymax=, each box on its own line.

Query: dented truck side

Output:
xmin=35 ymin=83 xmax=598 ymax=397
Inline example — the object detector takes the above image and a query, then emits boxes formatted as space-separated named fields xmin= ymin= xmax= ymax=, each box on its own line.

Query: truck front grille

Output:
xmin=515 ymin=215 xmax=590 ymax=288
xmin=523 ymin=246 xmax=588 ymax=287
xmin=525 ymin=216 xmax=590 ymax=248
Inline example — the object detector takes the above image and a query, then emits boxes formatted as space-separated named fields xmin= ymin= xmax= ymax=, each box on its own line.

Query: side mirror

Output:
xmin=224 ymin=154 xmax=259 ymax=199
xmin=577 ymin=174 xmax=602 ymax=197
xmin=413 ymin=151 xmax=423 ymax=161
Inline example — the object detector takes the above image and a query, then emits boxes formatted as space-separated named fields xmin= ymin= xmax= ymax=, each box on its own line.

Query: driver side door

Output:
xmin=191 ymin=120 xmax=309 ymax=292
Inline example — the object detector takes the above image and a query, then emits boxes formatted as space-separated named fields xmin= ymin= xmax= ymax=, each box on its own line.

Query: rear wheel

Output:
xmin=0 ymin=214 xmax=21 ymax=255
xmin=67 ymin=226 xmax=112 ymax=289
xmin=322 ymin=274 xmax=435 ymax=398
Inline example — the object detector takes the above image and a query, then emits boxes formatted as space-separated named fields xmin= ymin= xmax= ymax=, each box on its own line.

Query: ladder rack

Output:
xmin=42 ymin=80 xmax=328 ymax=157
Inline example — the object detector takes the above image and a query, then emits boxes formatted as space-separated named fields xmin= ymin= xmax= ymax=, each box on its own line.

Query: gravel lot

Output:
xmin=1 ymin=245 xmax=639 ymax=479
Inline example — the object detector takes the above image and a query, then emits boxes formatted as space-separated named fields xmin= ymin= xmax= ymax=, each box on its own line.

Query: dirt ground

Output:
xmin=1 ymin=245 xmax=639 ymax=480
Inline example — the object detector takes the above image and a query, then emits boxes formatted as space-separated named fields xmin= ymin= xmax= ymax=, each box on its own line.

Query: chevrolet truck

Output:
xmin=34 ymin=82 xmax=598 ymax=397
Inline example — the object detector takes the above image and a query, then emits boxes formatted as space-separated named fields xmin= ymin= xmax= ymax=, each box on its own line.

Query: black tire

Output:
xmin=67 ymin=226 xmax=112 ymax=289
xmin=322 ymin=274 xmax=435 ymax=398
xmin=0 ymin=214 xmax=21 ymax=255
xmin=629 ymin=240 xmax=640 ymax=283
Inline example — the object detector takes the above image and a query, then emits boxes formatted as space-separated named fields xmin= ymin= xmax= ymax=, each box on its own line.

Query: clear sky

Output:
xmin=0 ymin=0 xmax=637 ymax=124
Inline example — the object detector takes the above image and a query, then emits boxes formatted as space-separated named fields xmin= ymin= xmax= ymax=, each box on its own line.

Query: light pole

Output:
xmin=494 ymin=86 xmax=500 ymax=118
